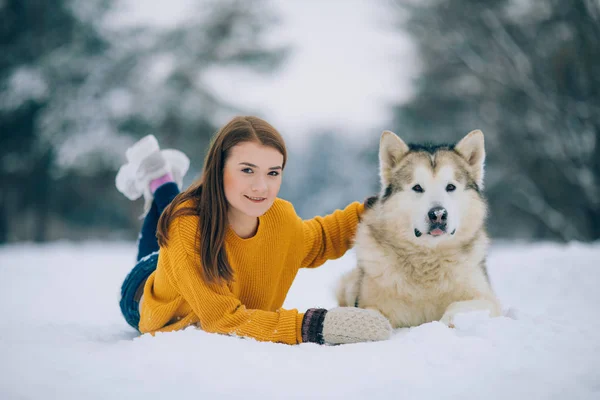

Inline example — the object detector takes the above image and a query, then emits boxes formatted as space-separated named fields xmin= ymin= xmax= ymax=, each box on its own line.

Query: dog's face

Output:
xmin=376 ymin=130 xmax=487 ymax=246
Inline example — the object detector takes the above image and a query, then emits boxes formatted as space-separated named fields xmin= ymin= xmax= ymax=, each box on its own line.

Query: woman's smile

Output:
xmin=245 ymin=195 xmax=266 ymax=203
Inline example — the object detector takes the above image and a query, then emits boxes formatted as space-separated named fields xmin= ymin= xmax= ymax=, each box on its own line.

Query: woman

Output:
xmin=117 ymin=116 xmax=391 ymax=345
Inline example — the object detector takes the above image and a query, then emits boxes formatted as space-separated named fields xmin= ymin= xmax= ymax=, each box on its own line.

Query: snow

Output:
xmin=0 ymin=66 xmax=48 ymax=111
xmin=1 ymin=241 xmax=599 ymax=399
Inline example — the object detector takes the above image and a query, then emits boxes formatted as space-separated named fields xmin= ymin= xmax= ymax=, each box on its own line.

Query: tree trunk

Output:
xmin=32 ymin=150 xmax=53 ymax=243
xmin=0 ymin=192 xmax=7 ymax=244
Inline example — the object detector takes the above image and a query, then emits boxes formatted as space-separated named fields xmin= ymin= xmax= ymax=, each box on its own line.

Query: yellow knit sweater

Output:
xmin=138 ymin=198 xmax=364 ymax=344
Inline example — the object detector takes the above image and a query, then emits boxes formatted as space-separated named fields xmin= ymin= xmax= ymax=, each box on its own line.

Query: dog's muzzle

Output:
xmin=414 ymin=206 xmax=456 ymax=238
xmin=414 ymin=225 xmax=456 ymax=238
xmin=428 ymin=222 xmax=447 ymax=236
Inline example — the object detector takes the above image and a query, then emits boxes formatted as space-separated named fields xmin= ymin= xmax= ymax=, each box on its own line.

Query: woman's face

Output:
xmin=223 ymin=141 xmax=284 ymax=220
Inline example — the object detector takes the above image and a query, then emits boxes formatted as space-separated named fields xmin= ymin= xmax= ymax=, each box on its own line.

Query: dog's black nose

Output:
xmin=428 ymin=206 xmax=447 ymax=223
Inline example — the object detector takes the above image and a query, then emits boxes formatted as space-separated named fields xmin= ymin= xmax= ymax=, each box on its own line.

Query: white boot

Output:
xmin=115 ymin=135 xmax=190 ymax=213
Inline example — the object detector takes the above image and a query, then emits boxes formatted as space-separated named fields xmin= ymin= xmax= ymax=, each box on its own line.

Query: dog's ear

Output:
xmin=379 ymin=130 xmax=409 ymax=187
xmin=455 ymin=130 xmax=485 ymax=188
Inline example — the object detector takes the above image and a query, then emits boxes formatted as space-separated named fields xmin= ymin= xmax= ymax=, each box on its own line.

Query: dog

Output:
xmin=336 ymin=130 xmax=502 ymax=328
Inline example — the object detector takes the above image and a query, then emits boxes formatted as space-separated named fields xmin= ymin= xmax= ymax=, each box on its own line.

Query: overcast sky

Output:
xmin=110 ymin=0 xmax=416 ymax=145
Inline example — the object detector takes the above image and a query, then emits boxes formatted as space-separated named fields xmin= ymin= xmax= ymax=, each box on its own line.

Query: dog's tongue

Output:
xmin=430 ymin=228 xmax=445 ymax=236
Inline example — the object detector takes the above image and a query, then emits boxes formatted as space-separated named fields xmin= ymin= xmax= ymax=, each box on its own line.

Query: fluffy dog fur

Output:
xmin=336 ymin=130 xmax=501 ymax=328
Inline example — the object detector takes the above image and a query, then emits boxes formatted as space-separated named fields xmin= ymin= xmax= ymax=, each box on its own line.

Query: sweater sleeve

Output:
xmin=164 ymin=218 xmax=305 ymax=345
xmin=301 ymin=201 xmax=365 ymax=269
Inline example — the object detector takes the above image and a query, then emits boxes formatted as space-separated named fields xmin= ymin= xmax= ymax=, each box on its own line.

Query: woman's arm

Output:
xmin=164 ymin=218 xmax=304 ymax=345
xmin=301 ymin=201 xmax=365 ymax=269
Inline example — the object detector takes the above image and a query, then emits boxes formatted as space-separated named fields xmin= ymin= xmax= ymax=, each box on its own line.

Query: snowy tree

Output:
xmin=392 ymin=0 xmax=600 ymax=241
xmin=0 ymin=0 xmax=113 ymax=242
xmin=0 ymin=0 xmax=286 ymax=242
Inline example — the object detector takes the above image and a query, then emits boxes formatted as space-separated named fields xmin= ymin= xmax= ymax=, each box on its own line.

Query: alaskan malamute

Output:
xmin=337 ymin=130 xmax=502 ymax=328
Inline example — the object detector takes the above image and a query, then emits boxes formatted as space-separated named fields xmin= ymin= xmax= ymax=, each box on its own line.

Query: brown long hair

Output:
xmin=156 ymin=116 xmax=287 ymax=284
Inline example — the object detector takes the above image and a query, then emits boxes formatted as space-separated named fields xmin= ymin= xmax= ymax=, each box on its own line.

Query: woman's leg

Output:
xmin=136 ymin=182 xmax=180 ymax=261
xmin=120 ymin=253 xmax=159 ymax=331
xmin=122 ymin=181 xmax=180 ymax=331
xmin=116 ymin=135 xmax=189 ymax=331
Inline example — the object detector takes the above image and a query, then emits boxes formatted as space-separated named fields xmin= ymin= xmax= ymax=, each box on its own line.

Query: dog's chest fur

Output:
xmin=353 ymin=222 xmax=489 ymax=327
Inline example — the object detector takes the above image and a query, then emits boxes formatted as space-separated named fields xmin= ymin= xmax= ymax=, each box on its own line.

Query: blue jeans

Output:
xmin=119 ymin=182 xmax=180 ymax=330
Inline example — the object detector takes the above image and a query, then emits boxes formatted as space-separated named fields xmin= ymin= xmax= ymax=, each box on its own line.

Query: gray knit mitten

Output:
xmin=302 ymin=307 xmax=392 ymax=345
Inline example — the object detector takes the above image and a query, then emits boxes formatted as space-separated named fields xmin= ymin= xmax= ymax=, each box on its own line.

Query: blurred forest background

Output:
xmin=1 ymin=0 xmax=598 ymax=243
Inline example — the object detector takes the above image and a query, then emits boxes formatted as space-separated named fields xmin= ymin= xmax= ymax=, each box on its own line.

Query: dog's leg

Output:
xmin=336 ymin=268 xmax=360 ymax=307
xmin=353 ymin=266 xmax=365 ymax=308
xmin=440 ymin=299 xmax=501 ymax=328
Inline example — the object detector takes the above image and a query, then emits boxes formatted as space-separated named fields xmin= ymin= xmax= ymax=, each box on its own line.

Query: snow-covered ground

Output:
xmin=1 ymin=241 xmax=599 ymax=399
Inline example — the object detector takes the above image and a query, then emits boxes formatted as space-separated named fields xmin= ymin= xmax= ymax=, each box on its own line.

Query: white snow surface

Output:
xmin=1 ymin=241 xmax=599 ymax=399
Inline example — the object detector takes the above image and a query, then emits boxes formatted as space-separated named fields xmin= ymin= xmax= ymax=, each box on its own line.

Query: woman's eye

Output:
xmin=412 ymin=184 xmax=424 ymax=193
xmin=268 ymin=171 xmax=280 ymax=176
xmin=242 ymin=168 xmax=253 ymax=174
xmin=446 ymin=184 xmax=456 ymax=192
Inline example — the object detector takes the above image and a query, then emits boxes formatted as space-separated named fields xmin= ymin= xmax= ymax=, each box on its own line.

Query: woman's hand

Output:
xmin=302 ymin=307 xmax=392 ymax=345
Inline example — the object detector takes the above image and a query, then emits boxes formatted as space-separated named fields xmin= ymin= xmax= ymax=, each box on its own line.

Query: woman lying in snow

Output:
xmin=117 ymin=116 xmax=392 ymax=345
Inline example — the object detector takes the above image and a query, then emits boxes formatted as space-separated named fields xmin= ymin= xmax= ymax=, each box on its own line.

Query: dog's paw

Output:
xmin=439 ymin=312 xmax=456 ymax=328
xmin=440 ymin=299 xmax=500 ymax=328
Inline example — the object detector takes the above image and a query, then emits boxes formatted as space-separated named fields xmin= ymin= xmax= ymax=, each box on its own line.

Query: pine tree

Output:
xmin=0 ymin=0 xmax=286 ymax=242
xmin=393 ymin=0 xmax=600 ymax=240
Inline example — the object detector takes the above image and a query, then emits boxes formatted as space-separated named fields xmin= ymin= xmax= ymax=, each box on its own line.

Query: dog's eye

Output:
xmin=446 ymin=184 xmax=456 ymax=192
xmin=412 ymin=184 xmax=424 ymax=193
